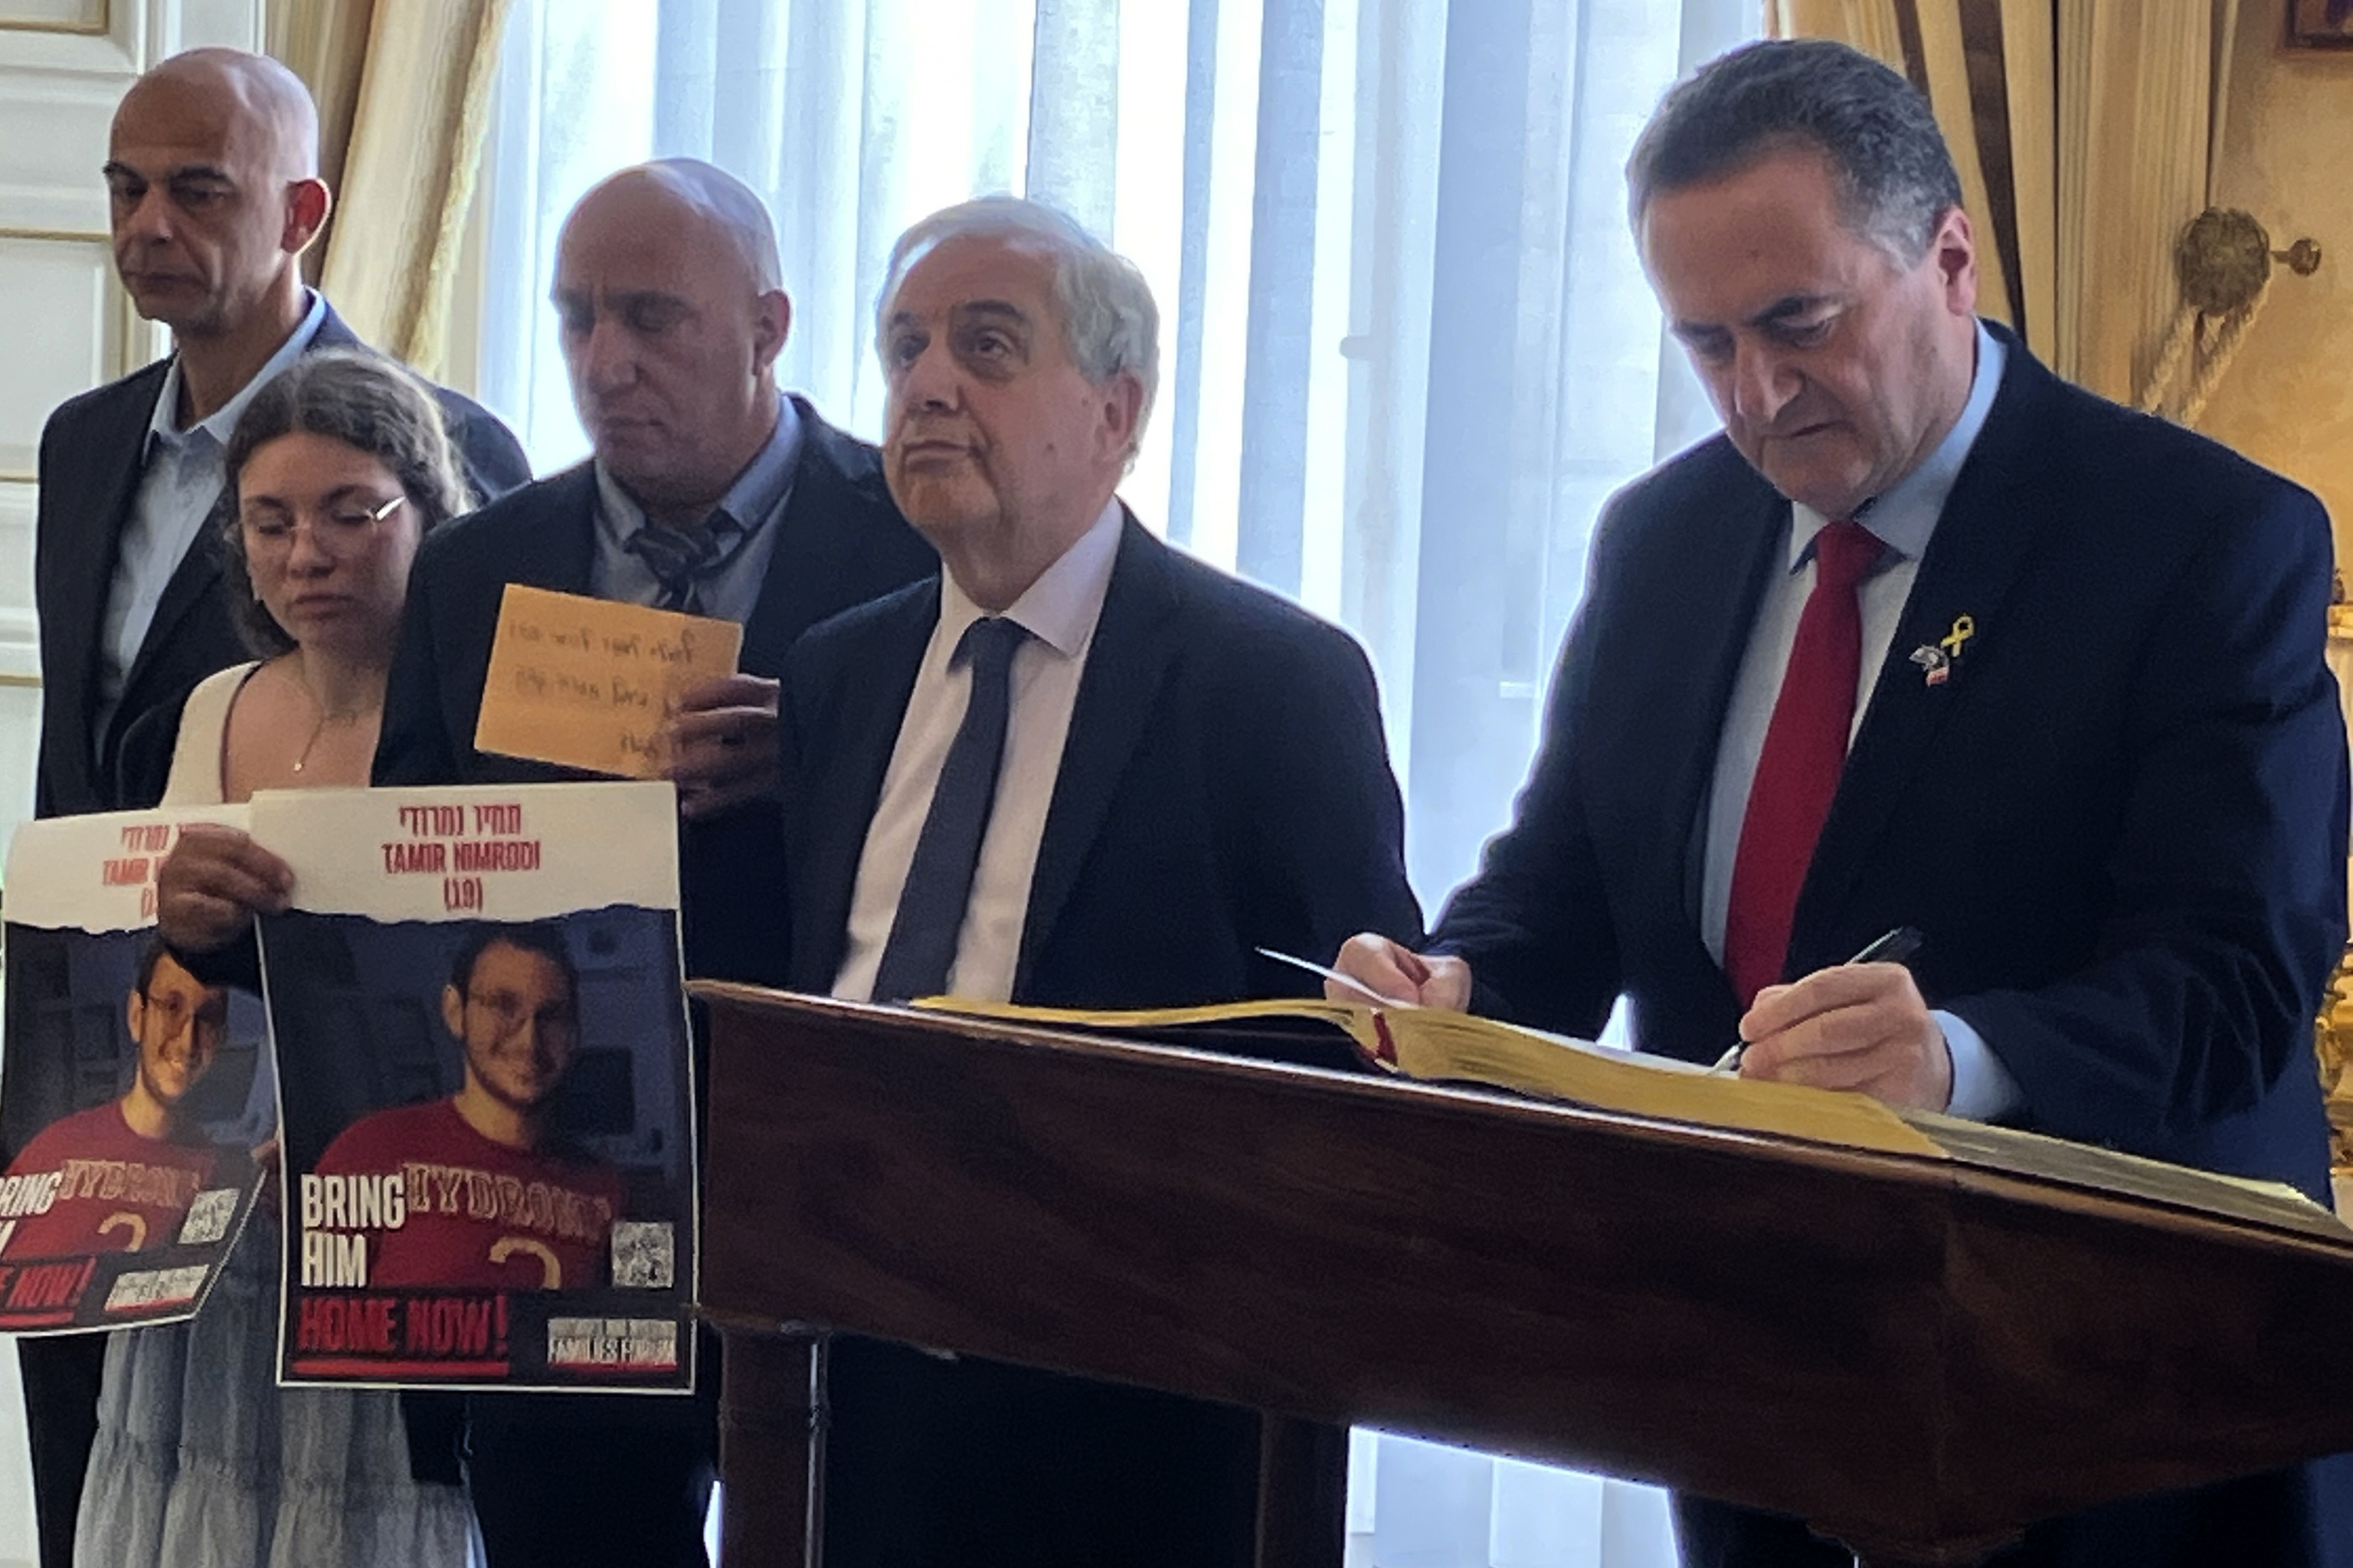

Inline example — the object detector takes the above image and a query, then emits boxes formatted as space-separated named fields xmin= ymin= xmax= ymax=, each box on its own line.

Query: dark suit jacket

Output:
xmin=370 ymin=398 xmax=935 ymax=1518
xmin=777 ymin=515 xmax=1422 ymax=1568
xmin=33 ymin=303 xmax=531 ymax=820
xmin=1432 ymin=326 xmax=2353 ymax=1567
xmin=781 ymin=512 xmax=1422 ymax=1004
xmin=375 ymin=394 xmax=937 ymax=988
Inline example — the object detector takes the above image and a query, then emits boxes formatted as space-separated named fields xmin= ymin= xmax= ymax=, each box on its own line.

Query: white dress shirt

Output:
xmin=833 ymin=499 xmax=1126 ymax=1004
xmin=97 ymin=290 xmax=329 ymax=741
xmin=1699 ymin=321 xmax=2020 ymax=1119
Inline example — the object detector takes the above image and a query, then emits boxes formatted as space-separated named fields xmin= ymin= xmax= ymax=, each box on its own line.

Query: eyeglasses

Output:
xmin=140 ymin=987 xmax=227 ymax=1036
xmin=241 ymin=493 xmax=407 ymax=552
xmin=465 ymin=987 xmax=579 ymax=1037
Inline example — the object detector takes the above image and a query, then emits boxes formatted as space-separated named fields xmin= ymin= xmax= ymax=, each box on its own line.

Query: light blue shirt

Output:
xmin=1700 ymin=320 xmax=2019 ymax=1120
xmin=97 ymin=290 xmax=329 ymax=741
xmin=589 ymin=396 xmax=802 ymax=626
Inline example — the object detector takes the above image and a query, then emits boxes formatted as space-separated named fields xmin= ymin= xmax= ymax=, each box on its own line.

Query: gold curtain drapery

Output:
xmin=1770 ymin=0 xmax=2240 ymax=410
xmin=272 ymin=0 xmax=512 ymax=378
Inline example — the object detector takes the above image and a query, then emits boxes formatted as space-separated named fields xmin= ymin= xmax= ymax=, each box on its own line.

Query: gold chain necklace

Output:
xmin=289 ymin=668 xmax=375 ymax=774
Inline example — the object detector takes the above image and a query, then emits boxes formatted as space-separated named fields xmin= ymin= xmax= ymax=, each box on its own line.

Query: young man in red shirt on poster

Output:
xmin=2 ymin=944 xmax=227 ymax=1263
xmin=310 ymin=921 xmax=622 ymax=1291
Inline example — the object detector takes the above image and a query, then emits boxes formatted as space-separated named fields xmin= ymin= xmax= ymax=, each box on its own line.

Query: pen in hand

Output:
xmin=1708 ymin=925 xmax=1924 ymax=1075
xmin=1253 ymin=946 xmax=1419 ymax=1007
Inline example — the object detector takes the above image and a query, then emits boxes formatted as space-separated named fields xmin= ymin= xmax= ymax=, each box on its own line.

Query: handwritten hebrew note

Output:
xmin=474 ymin=584 xmax=745 ymax=778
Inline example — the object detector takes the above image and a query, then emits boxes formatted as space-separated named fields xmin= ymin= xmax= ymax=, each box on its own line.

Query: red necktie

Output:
xmin=1723 ymin=519 xmax=1882 ymax=1007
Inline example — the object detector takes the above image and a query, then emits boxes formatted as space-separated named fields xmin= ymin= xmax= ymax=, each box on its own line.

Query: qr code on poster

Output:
xmin=177 ymin=1188 xmax=239 ymax=1247
xmin=611 ymin=1221 xmax=675 ymax=1288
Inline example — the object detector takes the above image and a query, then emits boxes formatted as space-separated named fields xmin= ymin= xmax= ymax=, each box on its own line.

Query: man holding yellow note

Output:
xmin=378 ymin=157 xmax=933 ymax=1568
xmin=368 ymin=159 xmax=934 ymax=832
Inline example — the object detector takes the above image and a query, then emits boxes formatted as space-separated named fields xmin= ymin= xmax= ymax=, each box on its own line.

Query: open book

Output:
xmin=921 ymin=994 xmax=2350 ymax=1246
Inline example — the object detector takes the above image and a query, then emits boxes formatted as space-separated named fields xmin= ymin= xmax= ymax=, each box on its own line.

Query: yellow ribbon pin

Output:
xmin=1938 ymin=614 xmax=1975 ymax=656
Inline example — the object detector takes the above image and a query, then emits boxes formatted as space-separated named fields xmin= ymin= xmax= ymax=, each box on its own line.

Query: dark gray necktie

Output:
xmin=623 ymin=511 xmax=758 ymax=614
xmin=870 ymin=617 xmax=1029 ymax=1001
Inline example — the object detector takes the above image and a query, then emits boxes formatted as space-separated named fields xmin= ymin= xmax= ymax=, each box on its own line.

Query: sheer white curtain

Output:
xmin=474 ymin=2 xmax=1755 ymax=1563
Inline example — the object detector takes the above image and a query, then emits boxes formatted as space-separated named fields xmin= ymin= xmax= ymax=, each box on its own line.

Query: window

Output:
xmin=474 ymin=2 xmax=1756 ymax=1560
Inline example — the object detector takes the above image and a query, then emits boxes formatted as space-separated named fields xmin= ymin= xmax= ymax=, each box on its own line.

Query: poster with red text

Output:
xmin=1 ymin=807 xmax=270 ymax=1334
xmin=251 ymin=781 xmax=695 ymax=1393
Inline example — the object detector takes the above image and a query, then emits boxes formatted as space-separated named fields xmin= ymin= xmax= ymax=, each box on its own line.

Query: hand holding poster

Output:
xmin=252 ymin=781 xmax=696 ymax=1392
xmin=1 ymin=807 xmax=269 ymax=1334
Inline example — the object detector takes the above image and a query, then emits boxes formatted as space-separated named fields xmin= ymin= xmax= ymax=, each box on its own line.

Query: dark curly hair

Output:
xmin=447 ymin=920 xmax=581 ymax=1010
xmin=218 ymin=349 xmax=475 ymax=657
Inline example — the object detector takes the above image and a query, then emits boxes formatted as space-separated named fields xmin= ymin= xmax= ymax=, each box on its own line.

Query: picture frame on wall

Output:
xmin=2289 ymin=0 xmax=2353 ymax=45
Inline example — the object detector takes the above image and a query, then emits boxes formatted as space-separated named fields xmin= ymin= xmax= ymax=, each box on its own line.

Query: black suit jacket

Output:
xmin=778 ymin=515 xmax=1421 ymax=1568
xmin=33 ymin=303 xmax=531 ymax=819
xmin=375 ymin=395 xmax=936 ymax=987
xmin=368 ymin=398 xmax=931 ymax=1534
xmin=1432 ymin=326 xmax=2353 ymax=1566
xmin=781 ymin=512 xmax=1422 ymax=1004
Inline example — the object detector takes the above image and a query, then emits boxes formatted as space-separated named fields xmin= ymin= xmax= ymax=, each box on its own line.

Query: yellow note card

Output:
xmin=474 ymin=584 xmax=744 ymax=777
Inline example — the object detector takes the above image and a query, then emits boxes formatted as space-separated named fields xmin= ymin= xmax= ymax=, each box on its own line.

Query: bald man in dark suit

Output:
xmin=25 ymin=49 xmax=525 ymax=1568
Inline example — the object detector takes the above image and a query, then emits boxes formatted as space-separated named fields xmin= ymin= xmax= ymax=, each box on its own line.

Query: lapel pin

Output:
xmin=1910 ymin=614 xmax=1976 ymax=688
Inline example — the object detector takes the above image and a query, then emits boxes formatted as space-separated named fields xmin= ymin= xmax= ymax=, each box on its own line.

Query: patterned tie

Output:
xmin=870 ymin=617 xmax=1030 ymax=1001
xmin=623 ymin=512 xmax=758 ymax=614
xmin=1723 ymin=519 xmax=1883 ymax=1008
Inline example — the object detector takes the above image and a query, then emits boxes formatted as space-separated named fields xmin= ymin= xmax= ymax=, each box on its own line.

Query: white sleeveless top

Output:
xmin=159 ymin=661 xmax=258 ymax=806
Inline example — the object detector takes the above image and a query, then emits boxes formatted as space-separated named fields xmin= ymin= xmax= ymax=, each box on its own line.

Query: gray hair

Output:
xmin=875 ymin=196 xmax=1160 ymax=462
xmin=1625 ymin=39 xmax=1962 ymax=266
xmin=220 ymin=349 xmax=473 ymax=657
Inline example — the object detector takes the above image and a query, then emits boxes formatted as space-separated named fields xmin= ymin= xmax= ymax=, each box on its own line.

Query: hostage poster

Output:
xmin=0 ymin=807 xmax=269 ymax=1334
xmin=253 ymin=781 xmax=695 ymax=1393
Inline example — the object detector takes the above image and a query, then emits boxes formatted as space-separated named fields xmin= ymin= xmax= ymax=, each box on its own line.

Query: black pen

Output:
xmin=1708 ymin=925 xmax=1925 ymax=1075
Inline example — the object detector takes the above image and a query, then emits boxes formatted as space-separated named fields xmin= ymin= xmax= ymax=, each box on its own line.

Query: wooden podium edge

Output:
xmin=690 ymin=981 xmax=2353 ymax=1262
xmin=691 ymin=982 xmax=2353 ymax=1564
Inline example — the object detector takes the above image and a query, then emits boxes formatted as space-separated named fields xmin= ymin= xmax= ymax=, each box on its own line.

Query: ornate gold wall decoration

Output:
xmin=2323 ymin=608 xmax=2353 ymax=1179
xmin=2137 ymin=208 xmax=2323 ymax=429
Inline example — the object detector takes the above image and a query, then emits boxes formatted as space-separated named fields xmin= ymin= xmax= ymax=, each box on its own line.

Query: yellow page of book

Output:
xmin=922 ymin=995 xmax=1942 ymax=1158
xmin=923 ymin=996 xmax=2347 ymax=1242
xmin=1898 ymin=1109 xmax=2344 ymax=1242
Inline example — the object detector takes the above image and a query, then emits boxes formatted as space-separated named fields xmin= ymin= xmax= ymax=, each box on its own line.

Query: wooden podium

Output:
xmin=694 ymin=984 xmax=2353 ymax=1567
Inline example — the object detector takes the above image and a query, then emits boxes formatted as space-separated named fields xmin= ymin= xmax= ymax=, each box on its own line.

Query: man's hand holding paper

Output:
xmin=663 ymin=673 xmax=781 ymax=819
xmin=474 ymin=584 xmax=751 ymax=810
